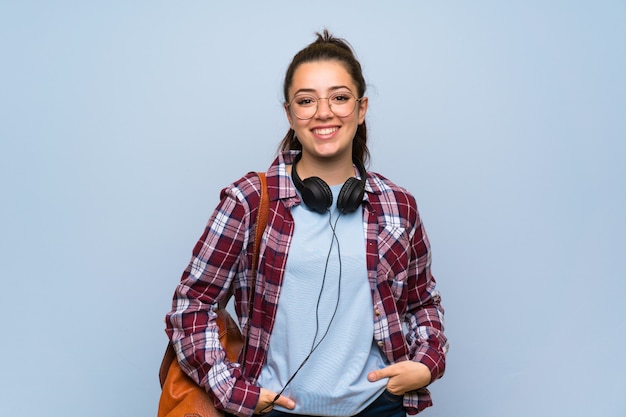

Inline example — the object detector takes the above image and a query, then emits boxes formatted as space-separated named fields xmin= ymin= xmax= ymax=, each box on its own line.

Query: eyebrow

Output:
xmin=292 ymin=85 xmax=354 ymax=96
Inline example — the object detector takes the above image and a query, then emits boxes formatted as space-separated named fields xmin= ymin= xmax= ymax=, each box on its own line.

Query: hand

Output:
xmin=254 ymin=388 xmax=296 ymax=414
xmin=367 ymin=361 xmax=431 ymax=395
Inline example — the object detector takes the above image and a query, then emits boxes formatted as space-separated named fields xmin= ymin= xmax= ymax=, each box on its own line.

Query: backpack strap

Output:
xmin=218 ymin=172 xmax=268 ymax=309
xmin=238 ymin=172 xmax=268 ymax=371
xmin=252 ymin=172 xmax=269 ymax=276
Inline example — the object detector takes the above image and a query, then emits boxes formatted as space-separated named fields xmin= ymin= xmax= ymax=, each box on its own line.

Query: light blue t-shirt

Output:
xmin=257 ymin=183 xmax=389 ymax=416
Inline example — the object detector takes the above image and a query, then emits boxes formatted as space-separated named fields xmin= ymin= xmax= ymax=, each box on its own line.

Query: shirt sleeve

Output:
xmin=164 ymin=185 xmax=260 ymax=417
xmin=405 ymin=206 xmax=448 ymax=384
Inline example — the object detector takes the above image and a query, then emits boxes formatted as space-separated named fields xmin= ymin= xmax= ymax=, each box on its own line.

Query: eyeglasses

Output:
xmin=287 ymin=91 xmax=362 ymax=120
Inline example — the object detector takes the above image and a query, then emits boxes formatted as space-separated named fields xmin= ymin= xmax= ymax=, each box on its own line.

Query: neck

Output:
xmin=296 ymin=153 xmax=356 ymax=186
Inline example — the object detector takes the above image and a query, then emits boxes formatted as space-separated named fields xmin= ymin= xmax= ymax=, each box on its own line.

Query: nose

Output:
xmin=315 ymin=97 xmax=333 ymax=119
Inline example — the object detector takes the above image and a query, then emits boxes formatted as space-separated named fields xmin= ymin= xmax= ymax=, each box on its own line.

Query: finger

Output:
xmin=255 ymin=389 xmax=279 ymax=414
xmin=274 ymin=394 xmax=296 ymax=410
xmin=368 ymin=364 xmax=400 ymax=382
xmin=367 ymin=368 xmax=387 ymax=382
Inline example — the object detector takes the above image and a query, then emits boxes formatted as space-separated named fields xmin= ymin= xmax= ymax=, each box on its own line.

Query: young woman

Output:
xmin=165 ymin=30 xmax=447 ymax=417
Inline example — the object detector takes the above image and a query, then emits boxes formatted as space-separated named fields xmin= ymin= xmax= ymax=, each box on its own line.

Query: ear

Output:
xmin=357 ymin=96 xmax=368 ymax=125
xmin=284 ymin=103 xmax=294 ymax=128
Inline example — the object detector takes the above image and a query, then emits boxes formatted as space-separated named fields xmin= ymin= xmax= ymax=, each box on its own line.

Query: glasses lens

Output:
xmin=328 ymin=92 xmax=357 ymax=117
xmin=290 ymin=92 xmax=358 ymax=119
xmin=291 ymin=95 xmax=317 ymax=119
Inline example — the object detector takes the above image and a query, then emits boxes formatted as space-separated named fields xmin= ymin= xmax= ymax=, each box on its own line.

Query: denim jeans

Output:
xmin=255 ymin=389 xmax=405 ymax=417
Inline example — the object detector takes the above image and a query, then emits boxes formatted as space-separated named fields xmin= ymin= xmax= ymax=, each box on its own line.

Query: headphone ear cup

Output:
xmin=301 ymin=177 xmax=333 ymax=214
xmin=337 ymin=177 xmax=365 ymax=214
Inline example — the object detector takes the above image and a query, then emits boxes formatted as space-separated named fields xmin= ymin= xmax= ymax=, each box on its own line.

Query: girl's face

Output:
xmin=285 ymin=60 xmax=368 ymax=164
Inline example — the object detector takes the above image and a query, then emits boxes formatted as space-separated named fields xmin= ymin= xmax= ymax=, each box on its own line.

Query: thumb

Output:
xmin=274 ymin=394 xmax=296 ymax=410
xmin=367 ymin=367 xmax=390 ymax=382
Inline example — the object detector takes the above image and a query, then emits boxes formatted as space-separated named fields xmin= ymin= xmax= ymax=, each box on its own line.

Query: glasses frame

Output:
xmin=287 ymin=91 xmax=363 ymax=120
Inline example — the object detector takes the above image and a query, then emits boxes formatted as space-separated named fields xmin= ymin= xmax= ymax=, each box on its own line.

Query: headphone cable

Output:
xmin=266 ymin=211 xmax=343 ymax=409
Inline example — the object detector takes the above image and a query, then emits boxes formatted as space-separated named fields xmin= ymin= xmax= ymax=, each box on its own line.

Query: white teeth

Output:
xmin=314 ymin=127 xmax=338 ymax=135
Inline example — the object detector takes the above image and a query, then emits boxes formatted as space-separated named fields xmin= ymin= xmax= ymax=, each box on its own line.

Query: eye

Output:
xmin=330 ymin=93 xmax=353 ymax=103
xmin=294 ymin=95 xmax=316 ymax=107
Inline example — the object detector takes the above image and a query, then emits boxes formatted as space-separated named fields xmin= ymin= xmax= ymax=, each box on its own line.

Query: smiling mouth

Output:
xmin=312 ymin=127 xmax=339 ymax=135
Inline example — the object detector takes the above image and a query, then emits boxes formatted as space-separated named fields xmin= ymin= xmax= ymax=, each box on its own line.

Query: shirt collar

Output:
xmin=268 ymin=151 xmax=382 ymax=204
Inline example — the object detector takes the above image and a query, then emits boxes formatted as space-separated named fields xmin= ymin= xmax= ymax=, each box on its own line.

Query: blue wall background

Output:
xmin=1 ymin=1 xmax=624 ymax=416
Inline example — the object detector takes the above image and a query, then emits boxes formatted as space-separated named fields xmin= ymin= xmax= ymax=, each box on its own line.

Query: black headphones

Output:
xmin=291 ymin=152 xmax=367 ymax=214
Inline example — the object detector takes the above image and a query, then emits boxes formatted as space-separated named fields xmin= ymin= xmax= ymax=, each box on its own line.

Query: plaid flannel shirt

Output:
xmin=165 ymin=151 xmax=447 ymax=416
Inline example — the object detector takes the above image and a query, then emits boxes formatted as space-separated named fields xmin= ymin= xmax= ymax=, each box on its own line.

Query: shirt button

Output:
xmin=374 ymin=309 xmax=381 ymax=316
xmin=377 ymin=341 xmax=384 ymax=347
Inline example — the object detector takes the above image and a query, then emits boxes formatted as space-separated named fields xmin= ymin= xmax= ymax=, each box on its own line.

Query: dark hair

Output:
xmin=279 ymin=29 xmax=370 ymax=166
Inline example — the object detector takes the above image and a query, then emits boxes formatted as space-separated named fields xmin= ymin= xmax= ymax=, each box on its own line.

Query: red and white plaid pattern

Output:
xmin=166 ymin=151 xmax=447 ymax=416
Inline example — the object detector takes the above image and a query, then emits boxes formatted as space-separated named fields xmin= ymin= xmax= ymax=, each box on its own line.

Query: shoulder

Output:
xmin=366 ymin=171 xmax=417 ymax=207
xmin=365 ymin=171 xmax=420 ymax=224
xmin=219 ymin=172 xmax=264 ymax=215
xmin=222 ymin=152 xmax=286 ymax=201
